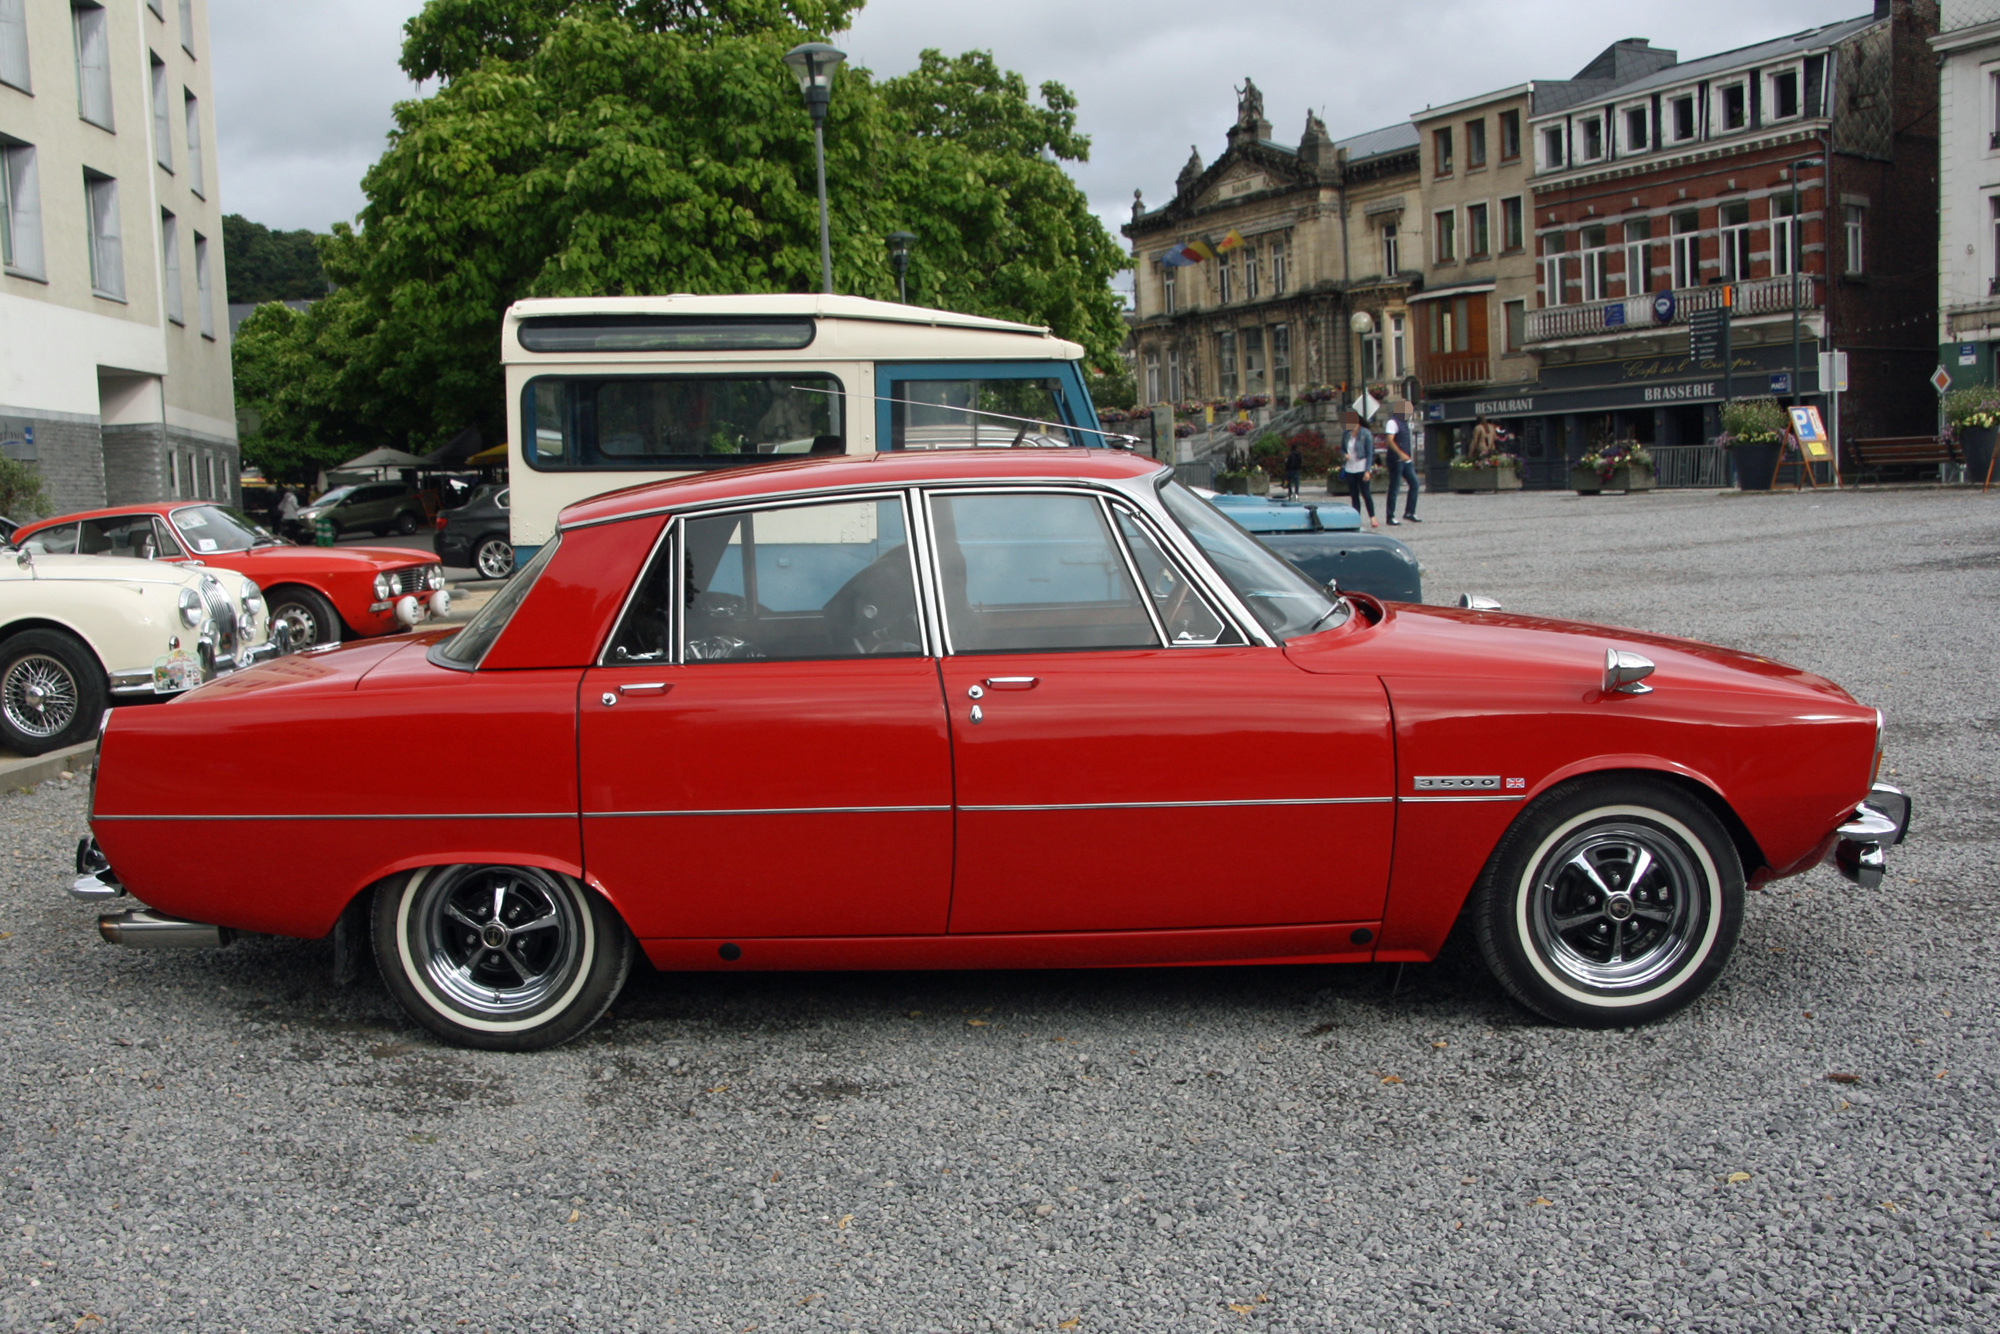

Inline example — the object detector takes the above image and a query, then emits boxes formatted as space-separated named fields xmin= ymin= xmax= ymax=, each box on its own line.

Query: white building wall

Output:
xmin=1935 ymin=19 xmax=2000 ymax=345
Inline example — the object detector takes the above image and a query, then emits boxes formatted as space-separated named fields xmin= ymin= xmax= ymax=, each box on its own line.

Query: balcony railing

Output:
xmin=1524 ymin=275 xmax=1820 ymax=345
xmin=1423 ymin=352 xmax=1492 ymax=388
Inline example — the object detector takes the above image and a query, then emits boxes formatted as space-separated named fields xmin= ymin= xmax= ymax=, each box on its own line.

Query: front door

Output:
xmin=928 ymin=490 xmax=1396 ymax=935
xmin=579 ymin=493 xmax=954 ymax=941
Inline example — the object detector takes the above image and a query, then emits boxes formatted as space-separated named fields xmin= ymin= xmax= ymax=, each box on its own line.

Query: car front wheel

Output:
xmin=372 ymin=864 xmax=634 ymax=1051
xmin=0 ymin=629 xmax=107 ymax=755
xmin=1470 ymin=777 xmax=1743 ymax=1026
xmin=473 ymin=536 xmax=515 ymax=580
xmin=265 ymin=586 xmax=341 ymax=647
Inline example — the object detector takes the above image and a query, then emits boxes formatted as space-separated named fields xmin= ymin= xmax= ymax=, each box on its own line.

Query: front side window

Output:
xmin=930 ymin=492 xmax=1156 ymax=654
xmin=72 ymin=2 xmax=112 ymax=129
xmin=527 ymin=373 xmax=842 ymax=469
xmin=437 ymin=537 xmax=561 ymax=668
xmin=1113 ymin=509 xmax=1229 ymax=645
xmin=23 ymin=522 xmax=78 ymax=554
xmin=1158 ymin=481 xmax=1336 ymax=641
xmin=0 ymin=140 xmax=43 ymax=277
xmin=611 ymin=496 xmax=919 ymax=664
xmin=889 ymin=375 xmax=1072 ymax=449
xmin=84 ymin=170 xmax=122 ymax=299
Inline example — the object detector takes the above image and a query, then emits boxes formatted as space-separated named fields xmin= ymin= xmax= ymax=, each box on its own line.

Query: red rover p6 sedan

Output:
xmin=70 ymin=450 xmax=1909 ymax=1049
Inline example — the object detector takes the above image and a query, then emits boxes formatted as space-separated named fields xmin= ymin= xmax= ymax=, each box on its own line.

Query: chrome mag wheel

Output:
xmin=2 ymin=653 xmax=79 ymax=740
xmin=474 ymin=537 xmax=514 ymax=580
xmin=410 ymin=865 xmax=585 ymax=1020
xmin=1527 ymin=818 xmax=1707 ymax=993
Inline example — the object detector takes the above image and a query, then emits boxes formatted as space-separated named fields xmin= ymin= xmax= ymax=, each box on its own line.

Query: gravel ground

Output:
xmin=2 ymin=485 xmax=1995 ymax=1333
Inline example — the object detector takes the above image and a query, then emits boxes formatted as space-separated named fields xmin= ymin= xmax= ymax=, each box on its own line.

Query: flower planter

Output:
xmin=1731 ymin=440 xmax=1782 ymax=491
xmin=1960 ymin=425 xmax=1997 ymax=485
xmin=1218 ymin=474 xmax=1251 ymax=495
xmin=1449 ymin=467 xmax=1523 ymax=493
xmin=1571 ymin=465 xmax=1656 ymax=495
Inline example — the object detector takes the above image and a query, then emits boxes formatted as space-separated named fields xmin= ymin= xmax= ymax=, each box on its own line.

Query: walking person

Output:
xmin=1339 ymin=410 xmax=1378 ymax=529
xmin=1283 ymin=440 xmax=1304 ymax=500
xmin=1382 ymin=415 xmax=1421 ymax=525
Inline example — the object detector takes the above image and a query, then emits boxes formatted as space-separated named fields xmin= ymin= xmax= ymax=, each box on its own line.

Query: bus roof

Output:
xmin=502 ymin=294 xmax=1085 ymax=363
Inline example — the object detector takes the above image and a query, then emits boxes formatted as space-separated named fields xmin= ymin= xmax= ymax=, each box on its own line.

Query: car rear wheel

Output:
xmin=473 ymin=536 xmax=514 ymax=580
xmin=1470 ymin=777 xmax=1743 ymax=1026
xmin=0 ymin=629 xmax=106 ymax=756
xmin=372 ymin=864 xmax=634 ymax=1051
xmin=265 ymin=586 xmax=341 ymax=647
xmin=395 ymin=512 xmax=419 ymax=535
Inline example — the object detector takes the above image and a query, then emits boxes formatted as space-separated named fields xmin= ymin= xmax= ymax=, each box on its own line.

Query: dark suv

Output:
xmin=286 ymin=483 xmax=427 ymax=541
xmin=434 ymin=485 xmax=513 ymax=579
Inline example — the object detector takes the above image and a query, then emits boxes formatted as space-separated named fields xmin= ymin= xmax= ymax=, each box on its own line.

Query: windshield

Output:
xmin=171 ymin=505 xmax=282 ymax=553
xmin=1158 ymin=480 xmax=1343 ymax=641
xmin=433 ymin=537 xmax=558 ymax=669
xmin=309 ymin=486 xmax=357 ymax=508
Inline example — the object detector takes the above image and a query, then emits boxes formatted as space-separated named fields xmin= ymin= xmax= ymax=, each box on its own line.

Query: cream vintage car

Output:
xmin=0 ymin=542 xmax=281 ymax=755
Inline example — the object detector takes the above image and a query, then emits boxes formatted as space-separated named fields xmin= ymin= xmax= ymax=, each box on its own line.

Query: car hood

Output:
xmin=1287 ymin=601 xmax=1859 ymax=704
xmin=230 ymin=544 xmax=433 ymax=572
xmin=2 ymin=551 xmax=217 ymax=590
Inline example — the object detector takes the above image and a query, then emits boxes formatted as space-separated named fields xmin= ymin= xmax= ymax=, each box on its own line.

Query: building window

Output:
xmin=194 ymin=229 xmax=213 ymax=335
xmin=1466 ymin=119 xmax=1486 ymax=168
xmin=1768 ymin=67 xmax=1801 ymax=121
xmin=1499 ymin=110 xmax=1521 ymax=161
xmin=1389 ymin=314 xmax=1406 ymax=379
xmin=1269 ymin=237 xmax=1286 ymax=294
xmin=1167 ymin=348 xmax=1182 ymax=401
xmin=1144 ymin=353 xmax=1160 ymax=405
xmin=1580 ymin=115 xmax=1604 ymax=163
xmin=0 ymin=140 xmax=43 ymax=277
xmin=1429 ymin=298 xmax=1470 ymax=355
xmin=1539 ymin=231 xmax=1565 ymax=307
xmin=151 ymin=56 xmax=175 ymax=171
xmin=1623 ymin=218 xmax=1650 ymax=294
xmin=1162 ymin=266 xmax=1175 ymax=315
xmin=1542 ymin=126 xmax=1564 ymax=169
xmin=1670 ymin=209 xmax=1700 ymax=288
xmin=0 ymin=0 xmax=30 ymax=92
xmin=169 ymin=451 xmax=180 ymax=499
xmin=1434 ymin=127 xmax=1453 ymax=175
xmin=1991 ymin=70 xmax=2000 ymax=150
xmin=1505 ymin=298 xmax=1526 ymax=351
xmin=1771 ymin=195 xmax=1795 ymax=277
xmin=73 ymin=2 xmax=114 ymax=129
xmin=184 ymin=92 xmax=204 ymax=197
xmin=1717 ymin=82 xmax=1746 ymax=132
xmin=84 ymin=170 xmax=123 ymax=299
xmin=1625 ymin=106 xmax=1648 ymax=152
xmin=1243 ymin=326 xmax=1265 ymax=394
xmin=1381 ymin=221 xmax=1398 ymax=274
xmin=1581 ymin=224 xmax=1609 ymax=301
xmin=1671 ymin=95 xmax=1696 ymax=142
xmin=1501 ymin=196 xmax=1523 ymax=252
xmin=1720 ymin=201 xmax=1752 ymax=280
xmin=1361 ymin=327 xmax=1382 ymax=382
xmin=1216 ymin=254 xmax=1232 ymax=303
xmin=1216 ymin=331 xmax=1237 ymax=398
xmin=178 ymin=0 xmax=193 ymax=55
xmin=1243 ymin=244 xmax=1259 ymax=300
xmin=1467 ymin=203 xmax=1490 ymax=258
xmin=1844 ymin=204 xmax=1865 ymax=274
xmin=1271 ymin=324 xmax=1290 ymax=402
xmin=161 ymin=210 xmax=182 ymax=323
xmin=1433 ymin=210 xmax=1455 ymax=264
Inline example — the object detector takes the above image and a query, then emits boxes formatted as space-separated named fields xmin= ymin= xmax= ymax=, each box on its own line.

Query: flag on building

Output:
xmin=1157 ymin=230 xmax=1246 ymax=266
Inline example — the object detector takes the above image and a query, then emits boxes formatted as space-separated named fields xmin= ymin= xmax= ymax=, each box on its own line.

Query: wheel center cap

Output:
xmin=1605 ymin=895 xmax=1636 ymax=922
xmin=23 ymin=683 xmax=44 ymax=708
xmin=480 ymin=923 xmax=509 ymax=949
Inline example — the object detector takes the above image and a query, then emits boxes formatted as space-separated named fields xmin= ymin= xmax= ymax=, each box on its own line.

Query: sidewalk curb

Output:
xmin=0 ymin=740 xmax=95 ymax=793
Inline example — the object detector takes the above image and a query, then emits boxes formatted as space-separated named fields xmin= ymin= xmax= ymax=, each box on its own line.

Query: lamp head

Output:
xmin=1350 ymin=310 xmax=1375 ymax=336
xmin=784 ymin=43 xmax=847 ymax=120
xmin=886 ymin=231 xmax=916 ymax=271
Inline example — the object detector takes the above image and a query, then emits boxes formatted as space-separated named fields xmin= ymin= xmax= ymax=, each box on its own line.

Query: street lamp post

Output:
xmin=1789 ymin=155 xmax=1825 ymax=421
xmin=886 ymin=231 xmax=916 ymax=304
xmin=783 ymin=42 xmax=847 ymax=295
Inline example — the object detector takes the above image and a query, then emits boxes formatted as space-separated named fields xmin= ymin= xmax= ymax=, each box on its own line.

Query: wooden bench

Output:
xmin=1844 ymin=436 xmax=1961 ymax=482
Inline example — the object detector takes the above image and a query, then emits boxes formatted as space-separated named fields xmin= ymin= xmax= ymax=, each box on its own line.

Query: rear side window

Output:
xmin=77 ymin=515 xmax=166 ymax=558
xmin=888 ymin=376 xmax=1074 ymax=449
xmin=434 ymin=537 xmax=561 ymax=669
xmin=928 ymin=493 xmax=1157 ymax=653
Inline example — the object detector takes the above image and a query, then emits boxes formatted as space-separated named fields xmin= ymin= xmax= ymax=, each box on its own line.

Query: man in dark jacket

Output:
xmin=1383 ymin=415 xmax=1421 ymax=525
xmin=1283 ymin=443 xmax=1304 ymax=499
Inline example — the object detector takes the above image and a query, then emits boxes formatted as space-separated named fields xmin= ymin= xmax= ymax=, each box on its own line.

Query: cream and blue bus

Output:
xmin=500 ymin=294 xmax=1109 ymax=561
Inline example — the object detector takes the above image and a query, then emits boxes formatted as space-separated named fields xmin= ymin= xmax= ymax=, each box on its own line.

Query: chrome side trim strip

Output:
xmin=92 ymin=812 xmax=575 ymax=822
xmin=1398 ymin=795 xmax=1527 ymax=804
xmin=586 ymin=804 xmax=950 ymax=817
xmin=962 ymin=797 xmax=1392 ymax=812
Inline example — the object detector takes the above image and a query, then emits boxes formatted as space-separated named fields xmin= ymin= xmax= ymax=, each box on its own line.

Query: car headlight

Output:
xmin=177 ymin=586 xmax=204 ymax=629
xmin=373 ymin=572 xmax=395 ymax=600
xmin=426 ymin=564 xmax=445 ymax=591
xmin=240 ymin=586 xmax=266 ymax=633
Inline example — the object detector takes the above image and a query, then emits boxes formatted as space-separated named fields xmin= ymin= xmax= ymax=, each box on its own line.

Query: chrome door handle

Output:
xmin=618 ymin=682 xmax=672 ymax=696
xmin=983 ymin=676 xmax=1039 ymax=690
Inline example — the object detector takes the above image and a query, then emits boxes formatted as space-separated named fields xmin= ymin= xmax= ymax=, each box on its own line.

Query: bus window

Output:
xmin=522 ymin=373 xmax=844 ymax=470
xmin=888 ymin=376 xmax=1073 ymax=449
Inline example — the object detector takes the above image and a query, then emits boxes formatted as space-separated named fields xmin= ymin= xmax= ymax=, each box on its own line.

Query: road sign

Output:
xmin=1932 ymin=365 xmax=1952 ymax=395
xmin=1689 ymin=309 xmax=1726 ymax=361
xmin=1960 ymin=342 xmax=1979 ymax=366
xmin=1790 ymin=406 xmax=1831 ymax=460
xmin=1603 ymin=303 xmax=1626 ymax=328
xmin=1769 ymin=373 xmax=1791 ymax=395
xmin=1819 ymin=350 xmax=1849 ymax=393
xmin=1651 ymin=291 xmax=1677 ymax=324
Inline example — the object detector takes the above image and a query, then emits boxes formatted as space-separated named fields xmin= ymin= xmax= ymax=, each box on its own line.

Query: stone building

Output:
xmin=0 ymin=0 xmax=237 ymax=516
xmin=1123 ymin=81 xmax=1421 ymax=416
xmin=1933 ymin=0 xmax=2000 ymax=387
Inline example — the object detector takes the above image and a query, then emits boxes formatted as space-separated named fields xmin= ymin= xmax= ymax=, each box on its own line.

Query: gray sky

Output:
xmin=212 ymin=0 xmax=1870 ymax=272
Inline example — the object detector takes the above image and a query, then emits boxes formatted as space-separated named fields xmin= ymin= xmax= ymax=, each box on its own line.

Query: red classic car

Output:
xmin=16 ymin=504 xmax=449 ymax=646
xmin=70 ymin=450 xmax=1908 ymax=1050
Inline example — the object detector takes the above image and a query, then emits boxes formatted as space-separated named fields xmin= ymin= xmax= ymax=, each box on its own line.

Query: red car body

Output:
xmin=79 ymin=450 xmax=1901 ymax=1045
xmin=15 ymin=503 xmax=443 ymax=641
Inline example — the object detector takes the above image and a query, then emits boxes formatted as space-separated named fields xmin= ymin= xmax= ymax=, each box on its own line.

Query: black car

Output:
xmin=434 ymin=485 xmax=514 ymax=579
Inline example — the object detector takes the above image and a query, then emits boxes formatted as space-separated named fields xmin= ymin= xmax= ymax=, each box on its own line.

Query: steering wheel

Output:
xmin=825 ymin=547 xmax=922 ymax=655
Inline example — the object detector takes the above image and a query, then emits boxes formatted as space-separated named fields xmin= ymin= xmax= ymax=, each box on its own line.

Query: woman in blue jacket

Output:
xmin=1338 ymin=410 xmax=1379 ymax=529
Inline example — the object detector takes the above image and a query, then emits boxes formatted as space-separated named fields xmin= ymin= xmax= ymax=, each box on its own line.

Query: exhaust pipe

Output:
xmin=98 ymin=909 xmax=234 ymax=949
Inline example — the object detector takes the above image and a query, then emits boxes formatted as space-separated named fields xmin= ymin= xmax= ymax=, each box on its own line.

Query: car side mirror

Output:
xmin=1457 ymin=593 xmax=1502 ymax=611
xmin=1604 ymin=649 xmax=1655 ymax=695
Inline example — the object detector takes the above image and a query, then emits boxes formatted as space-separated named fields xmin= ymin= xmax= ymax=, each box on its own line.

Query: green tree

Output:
xmin=221 ymin=215 xmax=329 ymax=304
xmin=0 ymin=456 xmax=52 ymax=520
xmin=289 ymin=4 xmax=1129 ymax=453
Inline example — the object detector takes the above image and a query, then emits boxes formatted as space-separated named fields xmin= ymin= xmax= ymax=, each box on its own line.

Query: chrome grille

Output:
xmin=198 ymin=576 xmax=239 ymax=662
xmin=393 ymin=567 xmax=429 ymax=596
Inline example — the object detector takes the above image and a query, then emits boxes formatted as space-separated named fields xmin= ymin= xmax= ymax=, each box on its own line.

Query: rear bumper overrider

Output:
xmin=1833 ymin=782 xmax=1910 ymax=890
xmin=69 ymin=838 xmax=232 ymax=948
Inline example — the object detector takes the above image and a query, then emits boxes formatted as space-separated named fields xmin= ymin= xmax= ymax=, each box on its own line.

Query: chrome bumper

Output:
xmin=106 ymin=629 xmax=295 ymax=697
xmin=1834 ymin=783 xmax=1910 ymax=890
xmin=70 ymin=840 xmax=231 ymax=946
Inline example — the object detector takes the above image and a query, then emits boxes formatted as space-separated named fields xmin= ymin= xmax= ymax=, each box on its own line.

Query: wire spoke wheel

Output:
xmin=410 ymin=866 xmax=584 ymax=1020
xmin=2 ymin=653 xmax=79 ymax=740
xmin=1527 ymin=821 xmax=1704 ymax=992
